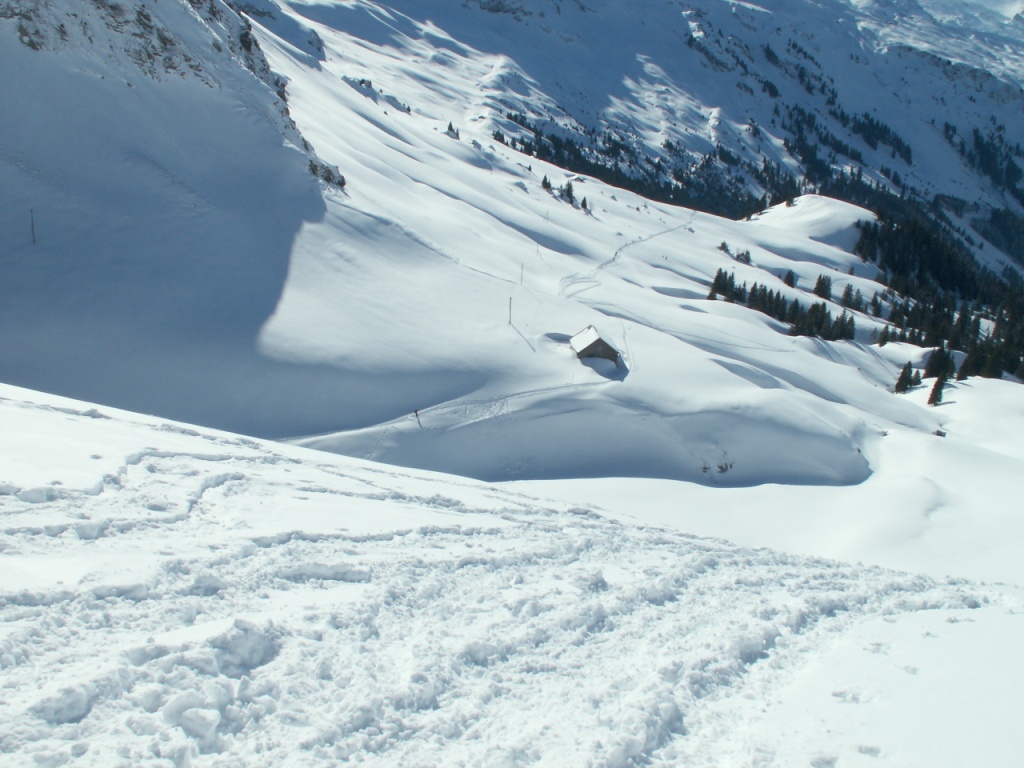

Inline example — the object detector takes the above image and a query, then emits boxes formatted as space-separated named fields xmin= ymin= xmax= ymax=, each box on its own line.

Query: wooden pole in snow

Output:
xmin=508 ymin=297 xmax=512 ymax=326
xmin=30 ymin=209 xmax=36 ymax=246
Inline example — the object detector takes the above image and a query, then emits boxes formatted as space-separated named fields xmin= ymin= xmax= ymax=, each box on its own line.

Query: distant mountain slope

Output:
xmin=304 ymin=0 xmax=1024 ymax=257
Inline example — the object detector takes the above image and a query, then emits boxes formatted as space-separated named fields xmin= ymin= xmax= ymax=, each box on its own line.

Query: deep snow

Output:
xmin=2 ymin=383 xmax=1022 ymax=767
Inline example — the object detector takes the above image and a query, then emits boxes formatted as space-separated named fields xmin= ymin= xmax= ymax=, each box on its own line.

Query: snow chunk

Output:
xmin=178 ymin=707 xmax=221 ymax=742
xmin=209 ymin=619 xmax=281 ymax=678
xmin=460 ymin=640 xmax=507 ymax=666
xmin=75 ymin=519 xmax=109 ymax=540
xmin=278 ymin=563 xmax=372 ymax=583
xmin=16 ymin=486 xmax=65 ymax=504
xmin=189 ymin=573 xmax=228 ymax=597
xmin=163 ymin=691 xmax=206 ymax=726
xmin=34 ymin=685 xmax=96 ymax=724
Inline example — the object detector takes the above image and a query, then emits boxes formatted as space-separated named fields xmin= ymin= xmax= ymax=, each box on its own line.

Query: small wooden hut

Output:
xmin=569 ymin=326 xmax=620 ymax=363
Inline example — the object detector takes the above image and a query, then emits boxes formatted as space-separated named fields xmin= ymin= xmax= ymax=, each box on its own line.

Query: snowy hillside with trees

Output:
xmin=4 ymin=0 xmax=1024 ymax=764
xmin=4 ymin=0 xmax=1024 ymax=469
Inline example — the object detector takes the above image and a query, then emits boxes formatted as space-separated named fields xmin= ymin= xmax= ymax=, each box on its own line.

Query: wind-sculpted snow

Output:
xmin=2 ymin=385 xmax=1021 ymax=767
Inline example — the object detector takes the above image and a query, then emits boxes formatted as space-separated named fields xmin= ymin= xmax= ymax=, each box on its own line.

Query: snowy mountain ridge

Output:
xmin=2 ymin=0 xmax=341 ymax=182
xmin=363 ymin=0 xmax=1024 ymax=235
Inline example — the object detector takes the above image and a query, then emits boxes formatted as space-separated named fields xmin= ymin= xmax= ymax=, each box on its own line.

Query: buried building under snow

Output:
xmin=569 ymin=325 xmax=620 ymax=364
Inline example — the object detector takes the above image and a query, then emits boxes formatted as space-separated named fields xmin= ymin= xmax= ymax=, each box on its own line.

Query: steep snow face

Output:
xmin=909 ymin=0 xmax=1024 ymax=27
xmin=0 ymin=0 xmax=348 ymax=437
xmin=2 ymin=383 xmax=1022 ymax=767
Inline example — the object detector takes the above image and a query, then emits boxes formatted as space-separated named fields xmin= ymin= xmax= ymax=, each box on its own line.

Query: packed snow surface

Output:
xmin=2 ymin=383 xmax=1023 ymax=767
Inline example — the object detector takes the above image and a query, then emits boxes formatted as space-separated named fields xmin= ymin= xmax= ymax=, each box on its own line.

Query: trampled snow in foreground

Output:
xmin=2 ymin=384 xmax=1023 ymax=767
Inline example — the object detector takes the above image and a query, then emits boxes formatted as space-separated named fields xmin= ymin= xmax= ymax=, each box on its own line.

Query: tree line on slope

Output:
xmin=856 ymin=216 xmax=1024 ymax=380
xmin=496 ymin=107 xmax=1024 ymax=380
xmin=494 ymin=113 xmax=768 ymax=219
xmin=707 ymin=268 xmax=856 ymax=341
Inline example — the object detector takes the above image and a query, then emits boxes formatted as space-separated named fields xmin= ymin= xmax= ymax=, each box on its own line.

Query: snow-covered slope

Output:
xmin=2 ymin=0 xmax=1023 ymax=488
xmin=0 ymin=0 xmax=344 ymax=436
xmin=2 ymin=382 xmax=1022 ymax=767
xmin=516 ymin=371 xmax=1024 ymax=586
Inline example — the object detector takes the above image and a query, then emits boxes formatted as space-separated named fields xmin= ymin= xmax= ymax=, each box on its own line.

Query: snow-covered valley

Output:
xmin=5 ymin=0 xmax=1024 ymax=471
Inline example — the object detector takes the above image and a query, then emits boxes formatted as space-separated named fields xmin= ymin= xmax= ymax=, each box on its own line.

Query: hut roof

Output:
xmin=570 ymin=326 xmax=619 ymax=362
xmin=570 ymin=326 xmax=601 ymax=355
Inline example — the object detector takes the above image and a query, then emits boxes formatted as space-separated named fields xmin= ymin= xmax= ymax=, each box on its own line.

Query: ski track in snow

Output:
xmin=0 ymin=414 xmax=1001 ymax=767
xmin=558 ymin=217 xmax=697 ymax=302
xmin=357 ymin=378 xmax=610 ymax=438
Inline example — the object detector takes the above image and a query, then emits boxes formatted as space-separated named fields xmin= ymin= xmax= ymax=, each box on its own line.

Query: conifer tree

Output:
xmin=894 ymin=361 xmax=913 ymax=393
xmin=924 ymin=345 xmax=955 ymax=379
xmin=958 ymin=345 xmax=983 ymax=379
xmin=841 ymin=284 xmax=856 ymax=308
xmin=813 ymin=274 xmax=833 ymax=301
xmin=927 ymin=375 xmax=946 ymax=406
xmin=870 ymin=293 xmax=883 ymax=316
xmin=956 ymin=354 xmax=972 ymax=381
xmin=981 ymin=350 xmax=1004 ymax=379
